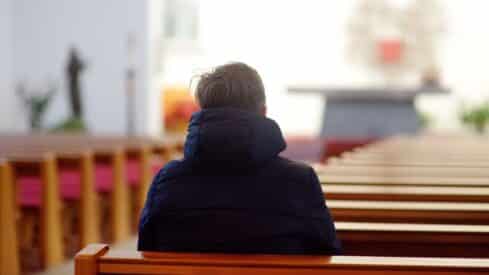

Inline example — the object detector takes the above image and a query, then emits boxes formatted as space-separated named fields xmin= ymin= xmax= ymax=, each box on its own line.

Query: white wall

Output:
xmin=0 ymin=0 xmax=19 ymax=131
xmin=192 ymin=0 xmax=489 ymax=135
xmin=11 ymin=0 xmax=150 ymax=134
xmin=5 ymin=1 xmax=489 ymax=136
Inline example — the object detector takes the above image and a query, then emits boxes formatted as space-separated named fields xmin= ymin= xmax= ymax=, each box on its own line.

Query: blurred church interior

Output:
xmin=2 ymin=1 xmax=489 ymax=275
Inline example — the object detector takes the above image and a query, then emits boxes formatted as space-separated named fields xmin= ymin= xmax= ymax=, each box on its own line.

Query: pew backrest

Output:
xmin=75 ymin=244 xmax=489 ymax=275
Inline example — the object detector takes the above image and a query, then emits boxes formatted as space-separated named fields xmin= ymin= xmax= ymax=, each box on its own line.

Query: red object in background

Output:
xmin=281 ymin=136 xmax=324 ymax=162
xmin=378 ymin=39 xmax=403 ymax=64
xmin=281 ymin=136 xmax=377 ymax=163
xmin=175 ymin=101 xmax=200 ymax=120
xmin=320 ymin=138 xmax=376 ymax=163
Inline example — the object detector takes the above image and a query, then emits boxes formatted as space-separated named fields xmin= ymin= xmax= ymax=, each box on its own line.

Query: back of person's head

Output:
xmin=195 ymin=62 xmax=266 ymax=114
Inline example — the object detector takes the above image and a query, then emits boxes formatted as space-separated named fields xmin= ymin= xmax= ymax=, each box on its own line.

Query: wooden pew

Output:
xmin=0 ymin=136 xmax=131 ymax=243
xmin=0 ymin=160 xmax=20 ymax=275
xmin=89 ymin=147 xmax=130 ymax=243
xmin=328 ymin=200 xmax=489 ymax=225
xmin=335 ymin=222 xmax=489 ymax=258
xmin=318 ymin=174 xmax=489 ymax=187
xmin=328 ymin=157 xmax=489 ymax=168
xmin=318 ymin=165 xmax=489 ymax=178
xmin=0 ymin=145 xmax=102 ymax=247
xmin=322 ymin=184 xmax=489 ymax=202
xmin=8 ymin=153 xmax=64 ymax=269
xmin=18 ymin=134 xmax=176 ymax=233
xmin=57 ymin=150 xmax=100 ymax=248
xmin=0 ymin=134 xmax=178 ymax=273
xmin=75 ymin=244 xmax=489 ymax=275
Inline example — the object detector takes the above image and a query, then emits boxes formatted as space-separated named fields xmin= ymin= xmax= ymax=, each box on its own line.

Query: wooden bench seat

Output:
xmin=328 ymin=200 xmax=489 ymax=224
xmin=346 ymin=150 xmax=489 ymax=161
xmin=333 ymin=156 xmax=489 ymax=167
xmin=322 ymin=184 xmax=489 ymax=202
xmin=318 ymin=165 xmax=489 ymax=178
xmin=318 ymin=174 xmax=489 ymax=187
xmin=74 ymin=244 xmax=489 ymax=275
xmin=335 ymin=222 xmax=489 ymax=257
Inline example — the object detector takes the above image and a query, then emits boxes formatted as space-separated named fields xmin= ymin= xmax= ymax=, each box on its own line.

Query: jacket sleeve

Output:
xmin=307 ymin=167 xmax=342 ymax=254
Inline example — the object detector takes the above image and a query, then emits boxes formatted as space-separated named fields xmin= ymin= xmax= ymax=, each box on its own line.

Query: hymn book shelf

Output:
xmin=75 ymin=244 xmax=489 ymax=275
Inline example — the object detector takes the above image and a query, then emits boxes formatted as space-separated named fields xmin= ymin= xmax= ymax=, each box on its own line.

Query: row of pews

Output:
xmin=317 ymin=135 xmax=489 ymax=258
xmin=75 ymin=135 xmax=489 ymax=274
xmin=0 ymin=134 xmax=183 ymax=275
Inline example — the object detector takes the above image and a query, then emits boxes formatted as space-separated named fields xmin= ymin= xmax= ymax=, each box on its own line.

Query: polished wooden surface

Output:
xmin=38 ymin=155 xmax=65 ymax=268
xmin=336 ymin=222 xmax=489 ymax=257
xmin=0 ymin=161 xmax=20 ymax=275
xmin=0 ymin=134 xmax=180 ymax=273
xmin=328 ymin=200 xmax=489 ymax=224
xmin=74 ymin=244 xmax=489 ymax=275
xmin=322 ymin=184 xmax=489 ymax=202
xmin=319 ymin=174 xmax=489 ymax=187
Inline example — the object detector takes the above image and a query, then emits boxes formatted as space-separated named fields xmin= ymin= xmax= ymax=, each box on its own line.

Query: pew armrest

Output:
xmin=75 ymin=244 xmax=109 ymax=275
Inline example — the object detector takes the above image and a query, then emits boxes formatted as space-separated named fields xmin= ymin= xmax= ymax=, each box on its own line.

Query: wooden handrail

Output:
xmin=74 ymin=244 xmax=489 ymax=275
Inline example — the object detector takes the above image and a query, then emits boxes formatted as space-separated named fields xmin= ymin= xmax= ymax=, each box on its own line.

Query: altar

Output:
xmin=288 ymin=86 xmax=448 ymax=138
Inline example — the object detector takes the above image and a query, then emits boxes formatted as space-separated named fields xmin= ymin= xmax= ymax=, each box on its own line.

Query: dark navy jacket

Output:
xmin=138 ymin=108 xmax=341 ymax=254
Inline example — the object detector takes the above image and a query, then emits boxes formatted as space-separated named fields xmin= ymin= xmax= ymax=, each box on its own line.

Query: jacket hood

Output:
xmin=183 ymin=108 xmax=286 ymax=169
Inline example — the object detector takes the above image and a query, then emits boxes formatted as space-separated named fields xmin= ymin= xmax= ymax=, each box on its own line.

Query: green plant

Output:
xmin=417 ymin=111 xmax=432 ymax=129
xmin=51 ymin=117 xmax=87 ymax=133
xmin=17 ymin=82 xmax=57 ymax=131
xmin=459 ymin=102 xmax=489 ymax=134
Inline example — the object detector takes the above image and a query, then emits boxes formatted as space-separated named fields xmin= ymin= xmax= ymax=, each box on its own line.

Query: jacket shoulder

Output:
xmin=266 ymin=156 xmax=315 ymax=180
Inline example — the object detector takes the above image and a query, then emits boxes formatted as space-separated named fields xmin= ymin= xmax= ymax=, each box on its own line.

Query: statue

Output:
xmin=66 ymin=47 xmax=86 ymax=119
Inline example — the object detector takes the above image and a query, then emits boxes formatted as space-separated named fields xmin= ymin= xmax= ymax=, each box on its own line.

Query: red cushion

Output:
xmin=60 ymin=169 xmax=81 ymax=200
xmin=18 ymin=177 xmax=42 ymax=208
xmin=126 ymin=159 xmax=141 ymax=186
xmin=281 ymin=136 xmax=324 ymax=162
xmin=95 ymin=164 xmax=113 ymax=193
xmin=18 ymin=169 xmax=83 ymax=207
xmin=151 ymin=160 xmax=164 ymax=176
xmin=321 ymin=138 xmax=376 ymax=162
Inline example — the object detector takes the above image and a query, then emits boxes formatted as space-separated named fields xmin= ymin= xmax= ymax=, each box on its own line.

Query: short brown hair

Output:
xmin=195 ymin=62 xmax=266 ymax=113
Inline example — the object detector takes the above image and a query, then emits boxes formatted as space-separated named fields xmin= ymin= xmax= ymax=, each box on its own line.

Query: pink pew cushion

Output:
xmin=126 ymin=159 xmax=141 ymax=187
xmin=95 ymin=164 xmax=113 ymax=193
xmin=18 ymin=177 xmax=42 ymax=208
xmin=18 ymin=170 xmax=83 ymax=207
xmin=60 ymin=169 xmax=81 ymax=200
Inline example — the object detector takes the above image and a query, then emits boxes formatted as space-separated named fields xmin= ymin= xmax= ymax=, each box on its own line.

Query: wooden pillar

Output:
xmin=0 ymin=161 xmax=20 ymax=275
xmin=136 ymin=146 xmax=152 ymax=222
xmin=79 ymin=151 xmax=101 ymax=247
xmin=111 ymin=149 xmax=130 ymax=242
xmin=40 ymin=154 xmax=64 ymax=268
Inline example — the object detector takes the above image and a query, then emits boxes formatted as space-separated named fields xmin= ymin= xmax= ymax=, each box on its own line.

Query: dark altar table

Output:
xmin=288 ymin=86 xmax=449 ymax=138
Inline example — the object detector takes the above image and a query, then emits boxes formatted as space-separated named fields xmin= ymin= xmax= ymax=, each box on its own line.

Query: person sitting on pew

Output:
xmin=138 ymin=62 xmax=341 ymax=254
